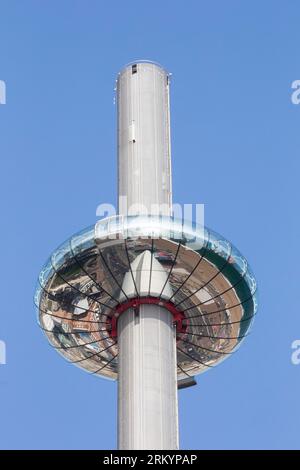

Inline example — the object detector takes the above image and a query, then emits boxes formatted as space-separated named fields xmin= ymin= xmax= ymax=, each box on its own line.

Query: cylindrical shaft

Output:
xmin=117 ymin=61 xmax=172 ymax=216
xmin=117 ymin=304 xmax=178 ymax=449
xmin=116 ymin=61 xmax=179 ymax=450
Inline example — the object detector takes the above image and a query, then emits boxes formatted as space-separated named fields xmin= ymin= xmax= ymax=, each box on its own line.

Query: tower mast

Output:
xmin=116 ymin=61 xmax=179 ymax=450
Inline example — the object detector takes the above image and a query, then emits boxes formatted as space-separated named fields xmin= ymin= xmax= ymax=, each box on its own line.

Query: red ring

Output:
xmin=106 ymin=296 xmax=187 ymax=340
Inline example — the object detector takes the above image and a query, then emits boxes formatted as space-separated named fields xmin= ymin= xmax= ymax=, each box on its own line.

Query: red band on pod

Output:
xmin=107 ymin=296 xmax=187 ymax=340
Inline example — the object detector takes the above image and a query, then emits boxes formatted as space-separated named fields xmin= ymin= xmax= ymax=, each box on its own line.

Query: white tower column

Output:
xmin=117 ymin=61 xmax=172 ymax=217
xmin=118 ymin=304 xmax=178 ymax=449
xmin=116 ymin=61 xmax=179 ymax=450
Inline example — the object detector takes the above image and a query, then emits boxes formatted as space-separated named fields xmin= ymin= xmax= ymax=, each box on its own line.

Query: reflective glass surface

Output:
xmin=35 ymin=216 xmax=257 ymax=380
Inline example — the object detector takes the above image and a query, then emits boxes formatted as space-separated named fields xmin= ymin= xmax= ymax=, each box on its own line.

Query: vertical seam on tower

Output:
xmin=153 ymin=65 xmax=159 ymax=213
xmin=137 ymin=64 xmax=141 ymax=212
xmin=166 ymin=73 xmax=172 ymax=214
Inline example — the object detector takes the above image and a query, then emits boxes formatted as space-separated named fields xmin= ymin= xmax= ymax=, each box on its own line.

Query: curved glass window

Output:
xmin=36 ymin=215 xmax=258 ymax=380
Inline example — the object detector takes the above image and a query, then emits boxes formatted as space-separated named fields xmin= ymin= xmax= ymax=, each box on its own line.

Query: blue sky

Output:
xmin=0 ymin=1 xmax=299 ymax=449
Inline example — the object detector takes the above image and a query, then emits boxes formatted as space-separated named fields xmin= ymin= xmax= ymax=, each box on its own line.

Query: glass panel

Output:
xmin=71 ymin=226 xmax=95 ymax=255
xmin=207 ymin=229 xmax=232 ymax=262
xmin=38 ymin=257 xmax=54 ymax=288
xmin=98 ymin=239 xmax=132 ymax=294
xmin=51 ymin=238 xmax=72 ymax=271
xmin=244 ymin=264 xmax=257 ymax=294
xmin=70 ymin=240 xmax=120 ymax=306
xmin=228 ymin=243 xmax=248 ymax=276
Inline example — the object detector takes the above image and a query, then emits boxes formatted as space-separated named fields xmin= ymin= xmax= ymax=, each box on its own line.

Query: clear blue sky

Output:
xmin=0 ymin=1 xmax=299 ymax=450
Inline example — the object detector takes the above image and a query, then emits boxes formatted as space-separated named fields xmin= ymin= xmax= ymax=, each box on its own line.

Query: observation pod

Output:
xmin=35 ymin=61 xmax=258 ymax=450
